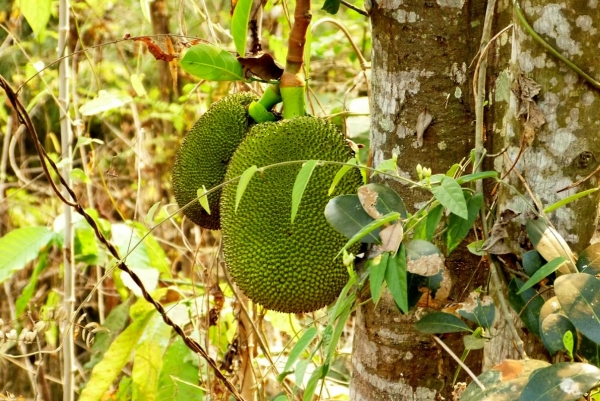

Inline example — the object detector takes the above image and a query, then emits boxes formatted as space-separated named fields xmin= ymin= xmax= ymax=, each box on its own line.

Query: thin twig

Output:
xmin=431 ymin=335 xmax=485 ymax=391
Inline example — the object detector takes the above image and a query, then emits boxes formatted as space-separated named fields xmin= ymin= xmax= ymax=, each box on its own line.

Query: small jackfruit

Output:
xmin=172 ymin=93 xmax=257 ymax=229
xmin=221 ymin=116 xmax=362 ymax=313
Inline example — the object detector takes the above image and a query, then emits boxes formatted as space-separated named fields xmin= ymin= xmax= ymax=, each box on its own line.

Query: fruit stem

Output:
xmin=258 ymin=84 xmax=282 ymax=110
xmin=280 ymin=0 xmax=311 ymax=119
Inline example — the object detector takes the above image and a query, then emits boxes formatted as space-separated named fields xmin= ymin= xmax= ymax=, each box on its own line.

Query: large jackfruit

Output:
xmin=221 ymin=117 xmax=362 ymax=313
xmin=172 ymin=93 xmax=257 ymax=229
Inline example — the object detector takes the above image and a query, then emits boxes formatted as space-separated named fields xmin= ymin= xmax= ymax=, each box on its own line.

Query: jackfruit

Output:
xmin=172 ymin=93 xmax=257 ymax=229
xmin=220 ymin=116 xmax=362 ymax=313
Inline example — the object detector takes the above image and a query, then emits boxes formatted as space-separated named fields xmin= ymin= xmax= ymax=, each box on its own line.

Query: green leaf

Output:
xmin=455 ymin=171 xmax=498 ymax=185
xmin=235 ymin=165 xmax=258 ymax=212
xmin=79 ymin=91 xmax=133 ymax=116
xmin=140 ymin=0 xmax=151 ymax=22
xmin=302 ymin=365 xmax=324 ymax=401
xmin=197 ymin=185 xmax=211 ymax=215
xmin=324 ymin=195 xmax=379 ymax=243
xmin=15 ymin=252 xmax=48 ymax=316
xmin=132 ymin=313 xmax=172 ymax=400
xmin=577 ymin=243 xmax=600 ymax=276
xmin=507 ymin=277 xmax=544 ymax=336
xmin=85 ymin=299 xmax=132 ymax=370
xmin=278 ymin=327 xmax=318 ymax=381
xmin=467 ymin=239 xmax=485 ymax=256
xmin=291 ymin=160 xmax=318 ymax=223
xmin=579 ymin=334 xmax=600 ymax=367
xmin=0 ymin=226 xmax=55 ymax=284
xmin=180 ymin=44 xmax=245 ymax=81
xmin=145 ymin=202 xmax=161 ymax=225
xmin=425 ymin=204 xmax=444 ymax=241
xmin=232 ymin=0 xmax=253 ymax=56
xmin=540 ymin=313 xmax=577 ymax=356
xmin=431 ymin=176 xmax=468 ymax=219
xmin=157 ymin=337 xmax=205 ymax=400
xmin=70 ymin=168 xmax=91 ymax=184
xmin=386 ymin=246 xmax=408 ymax=313
xmin=328 ymin=158 xmax=357 ymax=195
xmin=446 ymin=193 xmax=483 ymax=254
xmin=522 ymin=250 xmax=544 ymax=277
xmin=369 ymin=253 xmax=388 ymax=305
xmin=80 ymin=310 xmax=154 ymax=401
xmin=555 ymin=273 xmax=600 ymax=344
xmin=519 ymin=362 xmax=600 ymax=401
xmin=517 ymin=256 xmax=565 ymax=294
xmin=20 ymin=0 xmax=51 ymax=36
xmin=544 ymin=188 xmax=599 ymax=214
xmin=563 ymin=329 xmax=574 ymax=359
xmin=457 ymin=293 xmax=495 ymax=330
xmin=336 ymin=212 xmax=400 ymax=258
xmin=359 ymin=183 xmax=408 ymax=218
xmin=415 ymin=312 xmax=472 ymax=334
xmin=321 ymin=0 xmax=342 ymax=14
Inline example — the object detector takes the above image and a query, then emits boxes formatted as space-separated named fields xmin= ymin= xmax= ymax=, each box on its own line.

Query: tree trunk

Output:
xmin=350 ymin=0 xmax=600 ymax=398
xmin=350 ymin=1 xmax=486 ymax=399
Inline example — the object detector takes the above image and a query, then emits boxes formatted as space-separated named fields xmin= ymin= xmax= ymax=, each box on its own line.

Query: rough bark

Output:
xmin=350 ymin=1 xmax=486 ymax=399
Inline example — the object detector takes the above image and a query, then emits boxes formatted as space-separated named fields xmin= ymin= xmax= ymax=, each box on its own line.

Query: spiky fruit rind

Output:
xmin=172 ymin=93 xmax=257 ymax=229
xmin=221 ymin=117 xmax=362 ymax=313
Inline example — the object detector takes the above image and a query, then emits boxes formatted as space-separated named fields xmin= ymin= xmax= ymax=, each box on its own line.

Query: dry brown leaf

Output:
xmin=238 ymin=53 xmax=284 ymax=81
xmin=415 ymin=108 xmax=433 ymax=148
xmin=358 ymin=185 xmax=381 ymax=219
xmin=378 ymin=222 xmax=404 ymax=253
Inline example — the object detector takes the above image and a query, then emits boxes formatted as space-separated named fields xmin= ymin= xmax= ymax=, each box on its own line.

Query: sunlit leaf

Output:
xmin=291 ymin=160 xmax=318 ymax=223
xmin=431 ymin=176 xmax=468 ymax=219
xmin=519 ymin=362 xmax=600 ymax=401
xmin=235 ymin=165 xmax=258 ymax=212
xmin=145 ymin=202 xmax=161 ymax=225
xmin=555 ymin=273 xmax=600 ymax=344
xmin=197 ymin=185 xmax=211 ymax=215
xmin=157 ymin=337 xmax=205 ymax=400
xmin=232 ymin=0 xmax=253 ymax=56
xmin=20 ymin=0 xmax=51 ymax=36
xmin=79 ymin=91 xmax=133 ymax=116
xmin=0 ymin=226 xmax=55 ymax=284
xmin=181 ymin=44 xmax=245 ymax=81
xmin=328 ymin=158 xmax=357 ymax=195
xmin=278 ymin=327 xmax=318 ymax=381
xmin=517 ymin=257 xmax=565 ymax=294
xmin=369 ymin=253 xmax=388 ymax=305
xmin=540 ymin=313 xmax=576 ymax=355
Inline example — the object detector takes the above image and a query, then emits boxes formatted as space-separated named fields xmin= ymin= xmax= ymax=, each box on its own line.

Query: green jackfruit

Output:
xmin=221 ymin=116 xmax=362 ymax=313
xmin=172 ymin=93 xmax=257 ymax=229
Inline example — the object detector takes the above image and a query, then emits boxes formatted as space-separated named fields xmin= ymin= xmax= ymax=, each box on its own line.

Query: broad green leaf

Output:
xmin=328 ymin=158 xmax=357 ymax=195
xmin=180 ymin=44 xmax=245 ymax=81
xmin=111 ymin=223 xmax=151 ymax=269
xmin=359 ymin=183 xmax=408 ymax=218
xmin=130 ymin=73 xmax=147 ymax=97
xmin=577 ymin=243 xmax=600 ymax=276
xmin=20 ymin=0 xmax=51 ymax=36
xmin=522 ymin=250 xmax=544 ymax=277
xmin=0 ymin=226 xmax=55 ymax=284
xmin=291 ymin=160 xmax=318 ymax=223
xmin=457 ymin=293 xmax=495 ymax=330
xmin=324 ymin=195 xmax=379 ymax=243
xmin=463 ymin=334 xmax=486 ymax=350
xmin=519 ymin=362 xmax=600 ymax=401
xmin=369 ymin=253 xmax=388 ymax=305
xmin=85 ymin=299 xmax=132 ymax=370
xmin=467 ymin=240 xmax=485 ymax=256
xmin=322 ymin=0 xmax=342 ymax=14
xmin=386 ymin=246 xmax=408 ymax=313
xmin=157 ymin=338 xmax=205 ymax=400
xmin=132 ymin=313 xmax=172 ymax=401
xmin=455 ymin=171 xmax=498 ymax=184
xmin=79 ymin=91 xmax=133 ymax=116
xmin=145 ymin=202 xmax=161 ymax=225
xmin=278 ymin=327 xmax=318 ymax=381
xmin=372 ymin=157 xmax=397 ymax=177
xmin=15 ymin=252 xmax=48 ymax=316
xmin=232 ymin=0 xmax=253 ymax=56
xmin=197 ymin=185 xmax=211 ymax=215
xmin=336 ymin=212 xmax=400 ymax=258
xmin=579 ymin=334 xmax=600 ymax=368
xmin=540 ymin=313 xmax=576 ymax=356
xmin=425 ymin=204 xmax=444 ymax=241
xmin=555 ymin=273 xmax=600 ymax=344
xmin=517 ymin=257 xmax=565 ymax=294
xmin=415 ymin=312 xmax=471 ymax=334
xmin=235 ymin=165 xmax=258 ymax=212
xmin=79 ymin=310 xmax=154 ymax=401
xmin=446 ymin=193 xmax=483 ymax=254
xmin=544 ymin=188 xmax=598 ymax=214
xmin=140 ymin=0 xmax=151 ymax=22
xmin=461 ymin=359 xmax=551 ymax=401
xmin=446 ymin=163 xmax=460 ymax=177
xmin=74 ymin=136 xmax=104 ymax=149
xmin=431 ymin=176 xmax=468 ymax=219
xmin=507 ymin=278 xmax=544 ymax=336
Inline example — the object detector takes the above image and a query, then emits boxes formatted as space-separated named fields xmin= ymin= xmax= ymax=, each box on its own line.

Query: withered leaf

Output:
xmin=357 ymin=185 xmax=381 ymax=220
xmin=238 ymin=53 xmax=283 ymax=81
xmin=134 ymin=36 xmax=178 ymax=62
xmin=378 ymin=221 xmax=404 ymax=253
xmin=415 ymin=108 xmax=433 ymax=148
